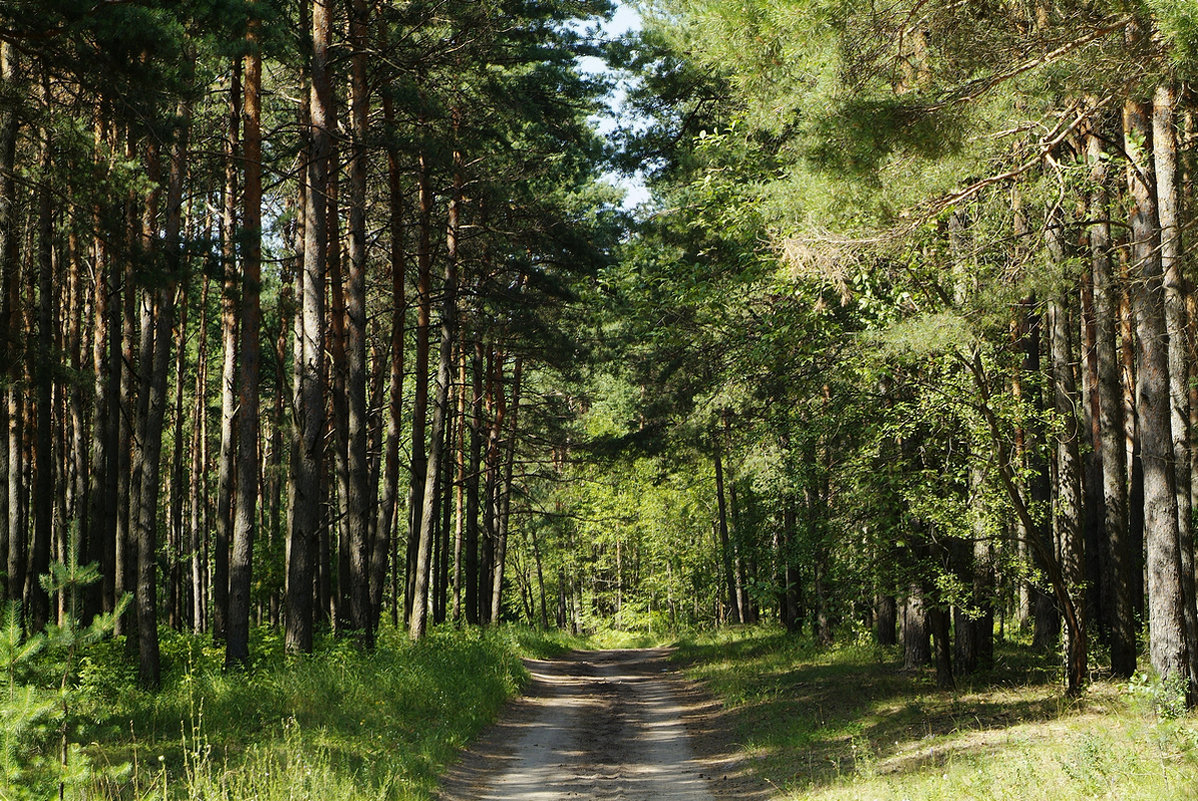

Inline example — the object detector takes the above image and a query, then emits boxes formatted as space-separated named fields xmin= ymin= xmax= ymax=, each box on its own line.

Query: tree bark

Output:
xmin=213 ymin=58 xmax=241 ymax=644
xmin=1125 ymin=96 xmax=1195 ymax=691
xmin=465 ymin=339 xmax=483 ymax=624
xmin=902 ymin=584 xmax=930 ymax=669
xmin=227 ymin=19 xmax=262 ymax=668
xmin=1048 ymin=290 xmax=1086 ymax=695
xmin=409 ymin=163 xmax=459 ymax=640
xmin=0 ymin=42 xmax=16 ymax=608
xmin=1155 ymin=84 xmax=1198 ymax=673
xmin=490 ymin=356 xmax=522 ymax=624
xmin=137 ymin=89 xmax=189 ymax=686
xmin=28 ymin=92 xmax=54 ymax=634
xmin=286 ymin=0 xmax=331 ymax=654
xmin=371 ymin=90 xmax=405 ymax=631
xmin=405 ymin=147 xmax=433 ymax=622
xmin=1088 ymin=125 xmax=1136 ymax=677
xmin=345 ymin=0 xmax=372 ymax=644
xmin=190 ymin=276 xmax=210 ymax=632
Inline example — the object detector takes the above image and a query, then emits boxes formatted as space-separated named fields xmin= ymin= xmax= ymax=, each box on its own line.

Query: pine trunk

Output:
xmin=213 ymin=59 xmax=241 ymax=644
xmin=227 ymin=22 xmax=262 ymax=668
xmin=286 ymin=0 xmax=331 ymax=654
xmin=408 ymin=171 xmax=459 ymax=640
xmin=1125 ymin=96 xmax=1195 ymax=690
xmin=1088 ymin=126 xmax=1137 ymax=676
xmin=371 ymin=92 xmax=405 ymax=630
xmin=1155 ymin=84 xmax=1198 ymax=670
xmin=345 ymin=0 xmax=372 ymax=643
xmin=490 ymin=357 xmax=522 ymax=624
xmin=406 ymin=150 xmax=432 ymax=622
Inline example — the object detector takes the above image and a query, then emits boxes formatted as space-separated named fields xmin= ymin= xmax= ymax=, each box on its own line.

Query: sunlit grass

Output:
xmin=73 ymin=624 xmax=586 ymax=800
xmin=673 ymin=626 xmax=1198 ymax=801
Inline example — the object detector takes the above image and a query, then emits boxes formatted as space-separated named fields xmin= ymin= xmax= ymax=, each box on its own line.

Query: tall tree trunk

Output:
xmin=452 ymin=347 xmax=466 ymax=622
xmin=713 ymin=443 xmax=738 ymax=624
xmin=1155 ymin=84 xmax=1198 ymax=671
xmin=408 ymin=170 xmax=459 ymax=640
xmin=1125 ymin=96 xmax=1196 ymax=691
xmin=7 ymin=385 xmax=21 ymax=613
xmin=1019 ymin=301 xmax=1059 ymax=648
xmin=345 ymin=0 xmax=372 ymax=643
xmin=406 ymin=147 xmax=432 ymax=623
xmin=465 ymin=339 xmax=483 ymax=624
xmin=490 ymin=356 xmax=522 ymax=624
xmin=0 ymin=42 xmax=16 ymax=603
xmin=1049 ymin=287 xmax=1086 ymax=695
xmin=227 ymin=21 xmax=262 ymax=667
xmin=137 ymin=90 xmax=189 ymax=686
xmin=169 ymin=277 xmax=189 ymax=631
xmin=1089 ymin=124 xmax=1137 ymax=676
xmin=87 ymin=119 xmax=118 ymax=620
xmin=112 ymin=130 xmax=138 ymax=642
xmin=28 ymin=93 xmax=53 ymax=633
xmin=371 ymin=91 xmax=404 ymax=630
xmin=190 ymin=276 xmax=210 ymax=632
xmin=213 ymin=59 xmax=241 ymax=644
xmin=287 ymin=0 xmax=330 ymax=654
xmin=782 ymin=495 xmax=803 ymax=634
xmin=479 ymin=348 xmax=499 ymax=624
xmin=929 ymin=605 xmax=954 ymax=689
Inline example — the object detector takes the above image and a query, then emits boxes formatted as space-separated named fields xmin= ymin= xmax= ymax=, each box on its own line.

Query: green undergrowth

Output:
xmin=8 ymin=623 xmax=586 ymax=801
xmin=673 ymin=627 xmax=1198 ymax=801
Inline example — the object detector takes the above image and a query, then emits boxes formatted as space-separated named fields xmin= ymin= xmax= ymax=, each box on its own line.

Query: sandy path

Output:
xmin=438 ymin=649 xmax=759 ymax=801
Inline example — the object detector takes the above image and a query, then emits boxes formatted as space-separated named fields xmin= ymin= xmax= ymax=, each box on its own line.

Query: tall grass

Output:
xmin=673 ymin=627 xmax=1198 ymax=801
xmin=60 ymin=624 xmax=580 ymax=800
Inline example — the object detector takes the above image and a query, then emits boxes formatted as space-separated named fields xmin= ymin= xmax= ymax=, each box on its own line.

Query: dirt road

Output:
xmin=437 ymin=649 xmax=768 ymax=801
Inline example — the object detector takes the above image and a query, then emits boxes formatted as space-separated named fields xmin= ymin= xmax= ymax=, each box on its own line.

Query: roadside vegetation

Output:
xmin=674 ymin=627 xmax=1198 ymax=801
xmin=8 ymin=614 xmax=1198 ymax=800
xmin=3 ymin=623 xmax=582 ymax=801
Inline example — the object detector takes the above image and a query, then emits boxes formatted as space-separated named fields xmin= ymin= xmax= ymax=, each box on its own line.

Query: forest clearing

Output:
xmin=5 ymin=0 xmax=1198 ymax=798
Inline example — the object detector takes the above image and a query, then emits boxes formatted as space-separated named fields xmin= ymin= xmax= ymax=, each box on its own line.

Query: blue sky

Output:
xmin=577 ymin=2 xmax=650 ymax=209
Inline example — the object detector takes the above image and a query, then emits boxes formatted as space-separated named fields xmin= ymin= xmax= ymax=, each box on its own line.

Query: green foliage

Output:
xmin=1 ymin=551 xmax=129 ymax=800
xmin=70 ymin=625 xmax=575 ymax=800
xmin=1150 ymin=0 xmax=1198 ymax=75
xmin=1125 ymin=670 xmax=1191 ymax=720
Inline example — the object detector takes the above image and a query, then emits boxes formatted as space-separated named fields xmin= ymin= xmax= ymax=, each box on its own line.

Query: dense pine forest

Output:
xmin=5 ymin=0 xmax=1198 ymax=798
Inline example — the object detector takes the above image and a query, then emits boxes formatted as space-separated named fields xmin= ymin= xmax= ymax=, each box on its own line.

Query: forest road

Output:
xmin=436 ymin=648 xmax=770 ymax=801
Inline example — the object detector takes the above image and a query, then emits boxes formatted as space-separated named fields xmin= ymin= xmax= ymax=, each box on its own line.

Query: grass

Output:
xmin=17 ymin=620 xmax=1198 ymax=800
xmin=46 ymin=623 xmax=584 ymax=800
xmin=671 ymin=627 xmax=1198 ymax=800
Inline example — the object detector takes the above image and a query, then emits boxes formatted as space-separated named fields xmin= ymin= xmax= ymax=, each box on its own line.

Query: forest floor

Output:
xmin=436 ymin=648 xmax=771 ymax=801
xmin=671 ymin=628 xmax=1198 ymax=800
